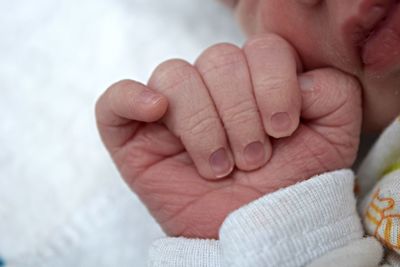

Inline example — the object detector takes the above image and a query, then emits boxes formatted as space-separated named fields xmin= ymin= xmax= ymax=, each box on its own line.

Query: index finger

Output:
xmin=244 ymin=34 xmax=302 ymax=138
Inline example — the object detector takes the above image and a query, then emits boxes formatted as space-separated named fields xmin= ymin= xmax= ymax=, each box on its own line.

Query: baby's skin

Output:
xmin=96 ymin=0 xmax=400 ymax=240
xmin=233 ymin=0 xmax=400 ymax=131
xmin=95 ymin=35 xmax=362 ymax=239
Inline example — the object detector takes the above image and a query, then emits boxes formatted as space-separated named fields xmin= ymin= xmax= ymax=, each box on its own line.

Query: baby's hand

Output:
xmin=95 ymin=34 xmax=362 ymax=239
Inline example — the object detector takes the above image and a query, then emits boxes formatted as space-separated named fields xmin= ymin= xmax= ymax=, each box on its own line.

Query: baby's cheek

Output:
xmin=247 ymin=2 xmax=318 ymax=67
xmin=219 ymin=0 xmax=238 ymax=8
xmin=235 ymin=0 xmax=260 ymax=35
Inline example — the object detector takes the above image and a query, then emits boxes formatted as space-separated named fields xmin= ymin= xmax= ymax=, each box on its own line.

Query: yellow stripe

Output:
xmin=385 ymin=218 xmax=393 ymax=246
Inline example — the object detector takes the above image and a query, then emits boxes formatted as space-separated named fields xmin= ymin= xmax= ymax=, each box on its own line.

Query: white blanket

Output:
xmin=0 ymin=0 xmax=243 ymax=266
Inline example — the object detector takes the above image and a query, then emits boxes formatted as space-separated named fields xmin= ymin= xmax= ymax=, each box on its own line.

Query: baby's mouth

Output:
xmin=355 ymin=0 xmax=400 ymax=71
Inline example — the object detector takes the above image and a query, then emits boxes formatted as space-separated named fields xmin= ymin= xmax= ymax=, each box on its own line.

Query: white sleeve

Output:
xmin=148 ymin=238 xmax=221 ymax=267
xmin=148 ymin=169 xmax=371 ymax=267
xmin=306 ymin=237 xmax=382 ymax=267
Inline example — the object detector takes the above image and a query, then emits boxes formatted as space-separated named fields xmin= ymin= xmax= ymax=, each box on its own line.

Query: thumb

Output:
xmin=299 ymin=68 xmax=363 ymax=165
xmin=96 ymin=80 xmax=168 ymax=153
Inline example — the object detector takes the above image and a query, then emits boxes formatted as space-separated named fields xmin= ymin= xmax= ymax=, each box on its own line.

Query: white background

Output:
xmin=0 ymin=0 xmax=243 ymax=266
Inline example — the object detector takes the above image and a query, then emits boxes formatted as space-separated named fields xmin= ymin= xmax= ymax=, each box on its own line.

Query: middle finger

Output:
xmin=196 ymin=43 xmax=271 ymax=171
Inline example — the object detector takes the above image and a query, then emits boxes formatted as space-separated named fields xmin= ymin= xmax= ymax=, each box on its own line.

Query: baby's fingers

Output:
xmin=300 ymin=69 xmax=362 ymax=130
xmin=148 ymin=59 xmax=234 ymax=180
xmin=196 ymin=43 xmax=271 ymax=171
xmin=244 ymin=34 xmax=302 ymax=138
xmin=95 ymin=80 xmax=168 ymax=153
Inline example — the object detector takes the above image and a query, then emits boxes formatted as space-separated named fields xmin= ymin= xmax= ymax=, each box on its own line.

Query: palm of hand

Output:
xmin=114 ymin=73 xmax=361 ymax=238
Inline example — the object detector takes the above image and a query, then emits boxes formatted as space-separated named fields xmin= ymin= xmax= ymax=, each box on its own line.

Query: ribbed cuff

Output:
xmin=219 ymin=169 xmax=363 ymax=267
xmin=148 ymin=238 xmax=221 ymax=267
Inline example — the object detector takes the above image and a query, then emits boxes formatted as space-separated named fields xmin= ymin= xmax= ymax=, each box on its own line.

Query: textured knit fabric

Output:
xmin=307 ymin=237 xmax=383 ymax=267
xmin=149 ymin=239 xmax=221 ymax=267
xmin=361 ymin=170 xmax=400 ymax=253
xmin=148 ymin=170 xmax=368 ymax=266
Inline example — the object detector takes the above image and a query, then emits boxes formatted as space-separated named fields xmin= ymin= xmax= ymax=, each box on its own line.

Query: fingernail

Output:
xmin=244 ymin=141 xmax=265 ymax=165
xmin=139 ymin=90 xmax=162 ymax=105
xmin=209 ymin=148 xmax=232 ymax=178
xmin=299 ymin=75 xmax=314 ymax=91
xmin=271 ymin=112 xmax=292 ymax=133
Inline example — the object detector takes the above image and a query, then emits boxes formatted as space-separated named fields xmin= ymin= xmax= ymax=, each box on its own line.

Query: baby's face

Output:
xmin=233 ymin=0 xmax=400 ymax=131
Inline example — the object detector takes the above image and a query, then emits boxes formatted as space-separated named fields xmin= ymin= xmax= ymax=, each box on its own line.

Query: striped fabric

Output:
xmin=359 ymin=116 xmax=400 ymax=264
xmin=364 ymin=186 xmax=400 ymax=254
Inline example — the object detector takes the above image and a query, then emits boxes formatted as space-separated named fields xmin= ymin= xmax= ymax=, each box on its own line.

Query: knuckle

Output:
xmin=202 ymin=43 xmax=241 ymax=58
xmin=104 ymin=80 xmax=136 ymax=103
xmin=323 ymin=68 xmax=362 ymax=103
xmin=244 ymin=34 xmax=300 ymax=67
xmin=107 ymin=80 xmax=141 ymax=103
xmin=197 ymin=43 xmax=244 ymax=75
xmin=110 ymin=79 xmax=136 ymax=90
xmin=149 ymin=59 xmax=196 ymax=91
xmin=255 ymin=75 xmax=289 ymax=93
xmin=221 ymin=99 xmax=259 ymax=125
xmin=96 ymin=80 xmax=133 ymax=114
xmin=107 ymin=83 xmax=127 ymax=111
xmin=245 ymin=33 xmax=290 ymax=51
xmin=342 ymin=76 xmax=362 ymax=104
xmin=322 ymin=68 xmax=361 ymax=91
xmin=181 ymin=107 xmax=221 ymax=138
xmin=342 ymin=74 xmax=362 ymax=95
xmin=184 ymin=115 xmax=220 ymax=139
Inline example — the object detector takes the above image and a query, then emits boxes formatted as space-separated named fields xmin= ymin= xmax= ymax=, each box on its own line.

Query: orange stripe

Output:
xmin=370 ymin=202 xmax=382 ymax=214
xmin=377 ymin=196 xmax=395 ymax=211
xmin=385 ymin=218 xmax=392 ymax=246
xmin=366 ymin=211 xmax=380 ymax=226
